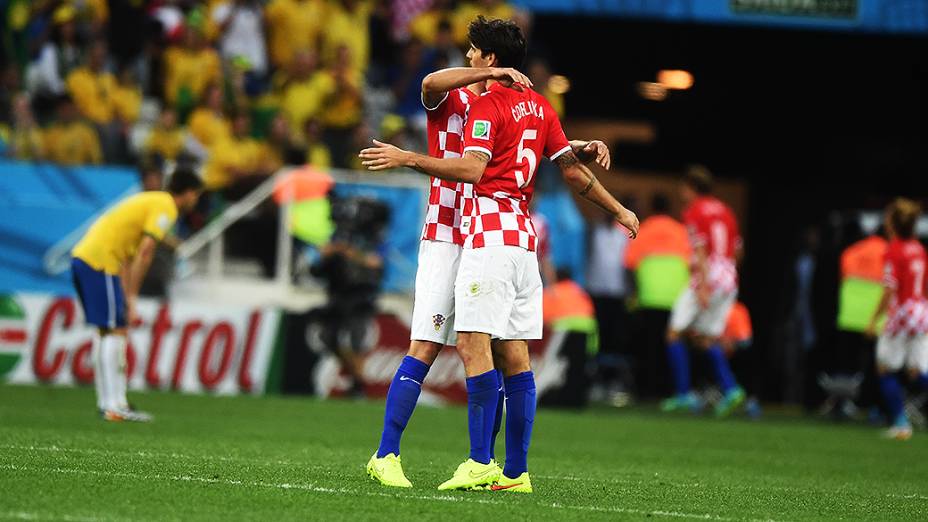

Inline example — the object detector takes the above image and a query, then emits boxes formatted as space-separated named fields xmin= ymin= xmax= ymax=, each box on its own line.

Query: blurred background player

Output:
xmin=71 ymin=167 xmax=202 ymax=422
xmin=662 ymin=165 xmax=746 ymax=417
xmin=868 ymin=198 xmax=928 ymax=441
xmin=361 ymin=16 xmax=638 ymax=493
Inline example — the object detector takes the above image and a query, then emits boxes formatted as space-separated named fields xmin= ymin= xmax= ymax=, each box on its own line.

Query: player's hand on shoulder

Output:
xmin=359 ymin=139 xmax=409 ymax=171
xmin=579 ymin=140 xmax=611 ymax=170
xmin=491 ymin=67 xmax=533 ymax=91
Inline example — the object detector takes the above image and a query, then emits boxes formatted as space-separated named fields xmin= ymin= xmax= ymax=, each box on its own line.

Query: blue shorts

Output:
xmin=71 ymin=257 xmax=126 ymax=329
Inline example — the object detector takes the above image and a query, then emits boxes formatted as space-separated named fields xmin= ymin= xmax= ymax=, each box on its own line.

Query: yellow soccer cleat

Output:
xmin=437 ymin=458 xmax=501 ymax=491
xmin=366 ymin=453 xmax=413 ymax=488
xmin=491 ymin=472 xmax=533 ymax=493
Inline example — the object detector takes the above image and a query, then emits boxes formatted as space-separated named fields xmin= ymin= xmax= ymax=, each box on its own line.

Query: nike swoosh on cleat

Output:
xmin=491 ymin=483 xmax=523 ymax=491
xmin=467 ymin=469 xmax=493 ymax=479
xmin=399 ymin=376 xmax=422 ymax=386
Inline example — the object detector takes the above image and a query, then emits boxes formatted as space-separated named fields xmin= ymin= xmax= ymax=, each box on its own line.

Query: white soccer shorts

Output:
xmin=669 ymin=287 xmax=737 ymax=338
xmin=410 ymin=240 xmax=462 ymax=345
xmin=876 ymin=334 xmax=928 ymax=373
xmin=454 ymin=245 xmax=543 ymax=340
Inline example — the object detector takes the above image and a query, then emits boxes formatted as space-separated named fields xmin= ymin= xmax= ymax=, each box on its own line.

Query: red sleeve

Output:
xmin=462 ymin=95 xmax=501 ymax=160
xmin=543 ymin=102 xmax=571 ymax=160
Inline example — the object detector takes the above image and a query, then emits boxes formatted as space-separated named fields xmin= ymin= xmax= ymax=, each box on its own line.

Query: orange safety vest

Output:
xmin=722 ymin=301 xmax=752 ymax=344
xmin=840 ymin=235 xmax=887 ymax=282
xmin=623 ymin=215 xmax=691 ymax=270
xmin=543 ymin=279 xmax=595 ymax=323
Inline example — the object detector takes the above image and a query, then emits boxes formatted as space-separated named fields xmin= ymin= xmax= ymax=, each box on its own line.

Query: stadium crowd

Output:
xmin=0 ymin=0 xmax=559 ymax=190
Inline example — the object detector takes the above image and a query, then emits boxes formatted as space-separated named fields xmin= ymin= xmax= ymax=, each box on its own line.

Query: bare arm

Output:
xmin=554 ymin=151 xmax=638 ymax=238
xmin=122 ymin=235 xmax=157 ymax=301
xmin=359 ymin=140 xmax=488 ymax=183
xmin=421 ymin=67 xmax=532 ymax=109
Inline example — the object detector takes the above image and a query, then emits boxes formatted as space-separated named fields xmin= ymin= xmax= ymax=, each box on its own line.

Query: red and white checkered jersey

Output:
xmin=460 ymin=83 xmax=571 ymax=251
xmin=884 ymin=238 xmax=928 ymax=336
xmin=683 ymin=196 xmax=741 ymax=294
xmin=421 ymin=87 xmax=476 ymax=246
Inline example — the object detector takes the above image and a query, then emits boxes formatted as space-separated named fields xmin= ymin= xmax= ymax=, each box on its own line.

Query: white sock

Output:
xmin=92 ymin=333 xmax=106 ymax=411
xmin=114 ymin=335 xmax=129 ymax=411
xmin=98 ymin=334 xmax=126 ymax=412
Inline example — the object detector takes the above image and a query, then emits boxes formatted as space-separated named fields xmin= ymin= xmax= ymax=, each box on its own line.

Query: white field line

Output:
xmin=4 ymin=444 xmax=925 ymax=507
xmin=0 ymin=462 xmax=776 ymax=522
xmin=0 ymin=511 xmax=115 ymax=522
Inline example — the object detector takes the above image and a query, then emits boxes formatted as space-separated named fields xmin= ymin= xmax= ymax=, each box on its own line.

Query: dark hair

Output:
xmin=888 ymin=198 xmax=921 ymax=239
xmin=555 ymin=267 xmax=573 ymax=282
xmin=167 ymin=167 xmax=203 ymax=194
xmin=684 ymin=164 xmax=713 ymax=195
xmin=651 ymin=193 xmax=671 ymax=215
xmin=467 ymin=16 xmax=526 ymax=69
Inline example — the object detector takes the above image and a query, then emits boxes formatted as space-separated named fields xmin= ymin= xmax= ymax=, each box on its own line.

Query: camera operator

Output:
xmin=310 ymin=197 xmax=388 ymax=397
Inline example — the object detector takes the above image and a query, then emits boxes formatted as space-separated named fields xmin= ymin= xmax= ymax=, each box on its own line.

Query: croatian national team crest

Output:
xmin=432 ymin=314 xmax=446 ymax=332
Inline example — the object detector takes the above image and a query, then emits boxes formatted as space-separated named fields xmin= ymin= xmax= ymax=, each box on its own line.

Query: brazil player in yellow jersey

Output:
xmin=71 ymin=168 xmax=202 ymax=422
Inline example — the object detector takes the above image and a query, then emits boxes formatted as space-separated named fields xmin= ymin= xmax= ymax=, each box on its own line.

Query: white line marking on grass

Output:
xmin=1 ymin=463 xmax=779 ymax=522
xmin=0 ymin=511 xmax=112 ymax=522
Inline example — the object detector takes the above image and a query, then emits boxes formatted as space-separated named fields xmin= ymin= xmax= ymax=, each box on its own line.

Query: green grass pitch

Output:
xmin=1 ymin=384 xmax=926 ymax=521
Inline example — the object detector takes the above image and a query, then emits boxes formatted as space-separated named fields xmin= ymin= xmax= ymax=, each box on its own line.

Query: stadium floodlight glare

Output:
xmin=548 ymin=74 xmax=571 ymax=94
xmin=657 ymin=69 xmax=694 ymax=90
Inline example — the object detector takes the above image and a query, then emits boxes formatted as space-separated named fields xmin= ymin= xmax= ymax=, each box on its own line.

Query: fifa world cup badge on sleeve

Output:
xmin=472 ymin=120 xmax=491 ymax=139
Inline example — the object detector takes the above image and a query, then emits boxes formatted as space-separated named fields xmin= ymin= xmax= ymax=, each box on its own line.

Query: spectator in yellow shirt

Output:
xmin=44 ymin=95 xmax=103 ymax=166
xmin=279 ymin=50 xmax=336 ymax=138
xmin=144 ymin=108 xmax=186 ymax=162
xmin=187 ymin=84 xmax=232 ymax=151
xmin=203 ymin=113 xmax=273 ymax=192
xmin=452 ymin=0 xmax=516 ymax=44
xmin=265 ymin=0 xmax=328 ymax=70
xmin=163 ymin=26 xmax=222 ymax=112
xmin=112 ymin=68 xmax=142 ymax=124
xmin=7 ymin=93 xmax=45 ymax=162
xmin=322 ymin=0 xmax=372 ymax=78
xmin=408 ymin=0 xmax=453 ymax=45
xmin=321 ymin=45 xmax=362 ymax=168
xmin=65 ymin=40 xmax=116 ymax=125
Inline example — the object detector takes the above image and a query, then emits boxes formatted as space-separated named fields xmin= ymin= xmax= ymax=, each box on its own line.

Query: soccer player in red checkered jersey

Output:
xmin=361 ymin=16 xmax=638 ymax=492
xmin=367 ymin=49 xmax=613 ymax=490
xmin=868 ymin=198 xmax=928 ymax=441
xmin=662 ymin=166 xmax=746 ymax=417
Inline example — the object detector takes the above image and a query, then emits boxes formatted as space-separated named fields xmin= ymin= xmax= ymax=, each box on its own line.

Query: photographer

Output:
xmin=310 ymin=197 xmax=388 ymax=397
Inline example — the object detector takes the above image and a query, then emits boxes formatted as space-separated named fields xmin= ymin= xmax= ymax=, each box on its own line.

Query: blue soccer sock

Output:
xmin=466 ymin=369 xmax=500 ymax=465
xmin=490 ymin=370 xmax=504 ymax=460
xmin=377 ymin=356 xmax=430 ymax=458
xmin=707 ymin=345 xmax=737 ymax=394
xmin=667 ymin=340 xmax=691 ymax=396
xmin=503 ymin=371 xmax=536 ymax=478
xmin=879 ymin=374 xmax=905 ymax=423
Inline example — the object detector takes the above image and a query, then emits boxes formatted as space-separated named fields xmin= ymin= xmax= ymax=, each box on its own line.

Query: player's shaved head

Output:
xmin=684 ymin=164 xmax=714 ymax=195
xmin=887 ymin=197 xmax=921 ymax=239
xmin=467 ymin=16 xmax=526 ymax=69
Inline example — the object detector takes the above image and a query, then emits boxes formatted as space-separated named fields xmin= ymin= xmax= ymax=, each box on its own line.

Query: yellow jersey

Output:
xmin=265 ymin=0 xmax=328 ymax=69
xmin=43 ymin=121 xmax=102 ymax=165
xmin=72 ymin=191 xmax=178 ymax=274
xmin=163 ymin=46 xmax=222 ymax=105
xmin=66 ymin=67 xmax=117 ymax=124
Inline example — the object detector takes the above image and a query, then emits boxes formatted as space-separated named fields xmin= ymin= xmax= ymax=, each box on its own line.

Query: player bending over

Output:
xmin=71 ymin=168 xmax=203 ymax=422
xmin=361 ymin=16 xmax=637 ymax=493
xmin=366 ymin=45 xmax=611 ymax=487
xmin=868 ymin=198 xmax=928 ymax=441
xmin=661 ymin=166 xmax=746 ymax=417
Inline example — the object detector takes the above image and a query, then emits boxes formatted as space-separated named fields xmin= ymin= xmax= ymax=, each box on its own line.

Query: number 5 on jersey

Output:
xmin=515 ymin=129 xmax=537 ymax=189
